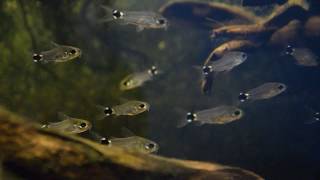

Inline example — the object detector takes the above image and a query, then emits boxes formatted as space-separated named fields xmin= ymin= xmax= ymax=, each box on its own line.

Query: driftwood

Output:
xmin=269 ymin=19 xmax=302 ymax=46
xmin=159 ymin=0 xmax=260 ymax=29
xmin=0 ymin=107 xmax=264 ymax=180
xmin=204 ymin=40 xmax=260 ymax=65
xmin=304 ymin=16 xmax=320 ymax=38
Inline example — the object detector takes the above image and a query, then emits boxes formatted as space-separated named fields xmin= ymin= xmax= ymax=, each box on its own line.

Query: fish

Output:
xmin=285 ymin=45 xmax=319 ymax=67
xmin=177 ymin=106 xmax=244 ymax=128
xmin=204 ymin=40 xmax=257 ymax=65
xmin=203 ymin=51 xmax=247 ymax=73
xmin=200 ymin=71 xmax=214 ymax=95
xmin=211 ymin=24 xmax=277 ymax=39
xmin=41 ymin=113 xmax=91 ymax=134
xmin=97 ymin=100 xmax=150 ymax=119
xmin=238 ymin=82 xmax=287 ymax=102
xmin=119 ymin=66 xmax=159 ymax=91
xmin=305 ymin=112 xmax=320 ymax=124
xmin=90 ymin=129 xmax=159 ymax=154
xmin=33 ymin=42 xmax=81 ymax=64
xmin=100 ymin=6 xmax=168 ymax=32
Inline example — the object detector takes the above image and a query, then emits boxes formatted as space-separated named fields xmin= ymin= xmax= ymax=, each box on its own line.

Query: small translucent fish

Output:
xmin=90 ymin=129 xmax=158 ymax=154
xmin=285 ymin=45 xmax=319 ymax=67
xmin=177 ymin=106 xmax=244 ymax=128
xmin=41 ymin=113 xmax=91 ymax=134
xmin=100 ymin=6 xmax=168 ymax=32
xmin=202 ymin=51 xmax=247 ymax=74
xmin=33 ymin=42 xmax=81 ymax=64
xmin=120 ymin=66 xmax=159 ymax=91
xmin=238 ymin=82 xmax=287 ymax=102
xmin=97 ymin=100 xmax=150 ymax=119
xmin=200 ymin=72 xmax=214 ymax=95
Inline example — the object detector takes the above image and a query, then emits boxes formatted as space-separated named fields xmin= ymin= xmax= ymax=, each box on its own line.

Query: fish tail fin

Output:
xmin=97 ymin=5 xmax=116 ymax=24
xmin=288 ymin=0 xmax=309 ymax=10
xmin=177 ymin=118 xmax=189 ymax=128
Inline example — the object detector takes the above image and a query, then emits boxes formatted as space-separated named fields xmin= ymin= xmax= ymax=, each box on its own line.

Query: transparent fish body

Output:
xmin=42 ymin=116 xmax=91 ymax=134
xmin=120 ymin=11 xmax=168 ymax=31
xmin=291 ymin=48 xmax=318 ymax=67
xmin=112 ymin=101 xmax=150 ymax=116
xmin=120 ymin=71 xmax=152 ymax=90
xmin=242 ymin=82 xmax=287 ymax=101
xmin=120 ymin=66 xmax=159 ymax=90
xmin=33 ymin=43 xmax=81 ymax=64
xmin=195 ymin=106 xmax=244 ymax=125
xmin=208 ymin=51 xmax=247 ymax=72
xmin=101 ymin=6 xmax=168 ymax=31
xmin=178 ymin=106 xmax=243 ymax=127
xmin=108 ymin=136 xmax=159 ymax=154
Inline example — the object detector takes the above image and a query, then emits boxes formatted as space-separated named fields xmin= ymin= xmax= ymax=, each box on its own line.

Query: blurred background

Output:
xmin=0 ymin=0 xmax=320 ymax=179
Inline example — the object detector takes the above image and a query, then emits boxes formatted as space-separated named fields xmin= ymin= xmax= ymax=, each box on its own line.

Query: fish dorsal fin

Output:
xmin=50 ymin=41 xmax=61 ymax=48
xmin=121 ymin=127 xmax=135 ymax=137
xmin=57 ymin=112 xmax=71 ymax=121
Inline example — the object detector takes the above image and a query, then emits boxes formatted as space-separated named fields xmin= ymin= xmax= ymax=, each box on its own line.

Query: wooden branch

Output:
xmin=159 ymin=0 xmax=260 ymax=29
xmin=204 ymin=40 xmax=260 ymax=65
xmin=0 ymin=107 xmax=263 ymax=180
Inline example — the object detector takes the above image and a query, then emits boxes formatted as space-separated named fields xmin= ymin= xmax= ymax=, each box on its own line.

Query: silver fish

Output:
xmin=41 ymin=113 xmax=91 ymax=134
xmin=238 ymin=82 xmax=287 ymax=102
xmin=91 ymin=130 xmax=158 ymax=154
xmin=33 ymin=42 xmax=81 ymax=64
xmin=104 ymin=136 xmax=158 ymax=154
xmin=285 ymin=45 xmax=319 ymax=66
xmin=98 ymin=100 xmax=150 ymax=118
xmin=100 ymin=6 xmax=168 ymax=32
xmin=120 ymin=66 xmax=159 ymax=91
xmin=202 ymin=51 xmax=247 ymax=74
xmin=178 ymin=106 xmax=244 ymax=128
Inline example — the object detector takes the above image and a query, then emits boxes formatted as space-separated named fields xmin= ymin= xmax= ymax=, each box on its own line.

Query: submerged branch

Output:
xmin=0 ymin=107 xmax=263 ymax=180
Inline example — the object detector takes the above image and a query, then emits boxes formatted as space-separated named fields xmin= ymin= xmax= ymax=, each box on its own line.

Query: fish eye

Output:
xmin=234 ymin=110 xmax=241 ymax=116
xmin=112 ymin=9 xmax=122 ymax=19
xmin=157 ymin=19 xmax=166 ymax=25
xmin=186 ymin=112 xmax=196 ymax=122
xmin=238 ymin=93 xmax=248 ymax=102
xmin=79 ymin=122 xmax=87 ymax=128
xmin=145 ymin=143 xmax=155 ymax=150
xmin=100 ymin=137 xmax=111 ymax=145
xmin=241 ymin=53 xmax=247 ymax=59
xmin=149 ymin=66 xmax=158 ymax=75
xmin=285 ymin=45 xmax=294 ymax=55
xmin=33 ymin=54 xmax=43 ymax=62
xmin=202 ymin=66 xmax=212 ymax=75
xmin=313 ymin=112 xmax=320 ymax=121
xmin=139 ymin=104 xmax=146 ymax=109
xmin=278 ymin=85 xmax=284 ymax=90
xmin=104 ymin=107 xmax=113 ymax=116
xmin=70 ymin=49 xmax=76 ymax=54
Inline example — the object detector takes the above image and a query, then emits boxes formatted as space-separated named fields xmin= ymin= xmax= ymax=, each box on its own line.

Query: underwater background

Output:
xmin=1 ymin=0 xmax=320 ymax=179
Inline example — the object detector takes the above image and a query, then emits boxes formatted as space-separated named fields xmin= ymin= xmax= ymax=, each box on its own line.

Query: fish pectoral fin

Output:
xmin=57 ymin=112 xmax=71 ymax=121
xmin=121 ymin=127 xmax=136 ymax=137
xmin=136 ymin=25 xmax=144 ymax=32
xmin=194 ymin=121 xmax=204 ymax=126
xmin=50 ymin=41 xmax=60 ymax=48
